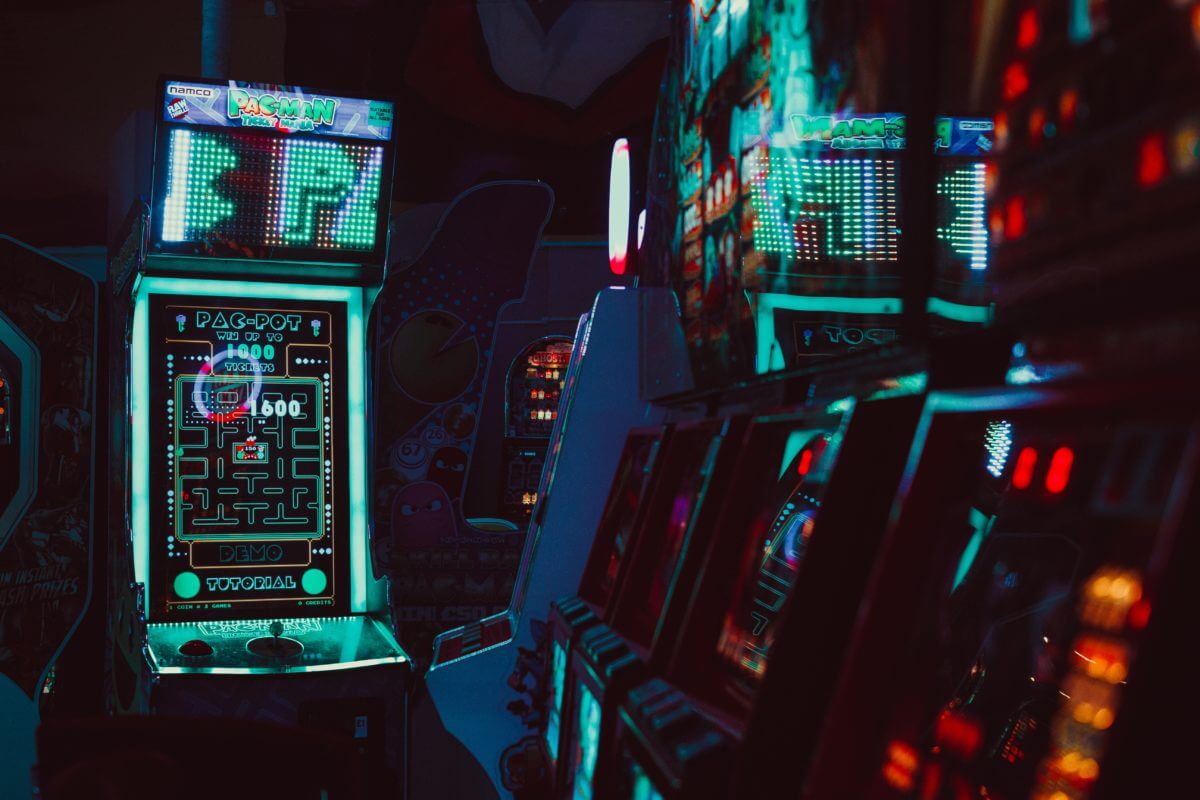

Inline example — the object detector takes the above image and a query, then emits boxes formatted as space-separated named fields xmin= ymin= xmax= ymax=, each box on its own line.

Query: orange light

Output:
xmin=1017 ymin=8 xmax=1040 ymax=49
xmin=995 ymin=111 xmax=1010 ymax=151
xmin=1012 ymin=447 xmax=1037 ymax=489
xmin=1059 ymin=88 xmax=1079 ymax=126
xmin=1045 ymin=447 xmax=1074 ymax=494
xmin=1029 ymin=107 xmax=1047 ymax=142
xmin=797 ymin=448 xmax=814 ymax=476
xmin=1138 ymin=133 xmax=1169 ymax=187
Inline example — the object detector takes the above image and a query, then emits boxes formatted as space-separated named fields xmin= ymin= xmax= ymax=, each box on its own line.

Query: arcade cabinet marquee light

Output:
xmin=150 ymin=78 xmax=395 ymax=265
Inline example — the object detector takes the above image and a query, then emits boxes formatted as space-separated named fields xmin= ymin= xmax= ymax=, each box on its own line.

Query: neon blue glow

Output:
xmin=1068 ymin=0 xmax=1095 ymax=43
xmin=161 ymin=129 xmax=192 ymax=241
xmin=0 ymin=312 xmax=40 ymax=546
xmin=985 ymin=420 xmax=1013 ymax=478
xmin=573 ymin=683 xmax=602 ymax=800
xmin=546 ymin=641 xmax=567 ymax=762
xmin=936 ymin=162 xmax=989 ymax=270
xmin=131 ymin=277 xmax=370 ymax=614
xmin=926 ymin=297 xmax=994 ymax=324
xmin=756 ymin=292 xmax=902 ymax=373
xmin=952 ymin=507 xmax=994 ymax=592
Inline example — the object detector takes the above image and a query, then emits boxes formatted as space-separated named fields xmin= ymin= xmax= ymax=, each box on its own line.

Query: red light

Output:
xmin=1006 ymin=196 xmax=1027 ymax=239
xmin=797 ymin=448 xmax=814 ymax=476
xmin=1002 ymin=62 xmax=1030 ymax=102
xmin=1012 ymin=447 xmax=1037 ymax=489
xmin=1128 ymin=599 xmax=1152 ymax=630
xmin=1138 ymin=133 xmax=1168 ymax=188
xmin=1045 ymin=447 xmax=1075 ymax=494
xmin=1017 ymin=8 xmax=1040 ymax=50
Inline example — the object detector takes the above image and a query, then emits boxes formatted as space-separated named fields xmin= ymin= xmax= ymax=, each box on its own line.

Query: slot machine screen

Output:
xmin=869 ymin=411 xmax=1185 ymax=798
xmin=617 ymin=424 xmax=722 ymax=648
xmin=569 ymin=681 xmax=603 ymax=800
xmin=580 ymin=430 xmax=663 ymax=610
xmin=713 ymin=420 xmax=842 ymax=707
xmin=146 ymin=294 xmax=350 ymax=619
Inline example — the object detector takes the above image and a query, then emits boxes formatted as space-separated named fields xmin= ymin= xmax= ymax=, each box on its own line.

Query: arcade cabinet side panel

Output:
xmin=369 ymin=181 xmax=552 ymax=661
xmin=0 ymin=237 xmax=99 ymax=797
xmin=423 ymin=287 xmax=685 ymax=798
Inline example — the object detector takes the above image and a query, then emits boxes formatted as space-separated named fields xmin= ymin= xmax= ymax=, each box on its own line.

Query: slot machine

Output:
xmin=801 ymin=377 xmax=1199 ymax=799
xmin=423 ymin=285 xmax=693 ymax=796
xmin=541 ymin=426 xmax=666 ymax=784
xmin=498 ymin=336 xmax=574 ymax=521
xmin=556 ymin=417 xmax=748 ymax=800
xmin=0 ymin=238 xmax=99 ymax=798
xmin=106 ymin=77 xmax=409 ymax=782
xmin=793 ymin=1 xmax=1200 ymax=798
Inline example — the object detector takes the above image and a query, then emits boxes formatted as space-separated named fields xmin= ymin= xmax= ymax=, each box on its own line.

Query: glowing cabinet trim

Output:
xmin=130 ymin=276 xmax=371 ymax=616
xmin=0 ymin=313 xmax=39 ymax=546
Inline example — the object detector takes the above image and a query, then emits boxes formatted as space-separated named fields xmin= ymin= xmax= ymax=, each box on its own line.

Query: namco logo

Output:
xmin=168 ymin=84 xmax=216 ymax=99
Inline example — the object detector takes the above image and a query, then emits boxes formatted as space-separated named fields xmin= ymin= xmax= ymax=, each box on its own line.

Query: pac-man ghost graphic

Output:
xmin=390 ymin=481 xmax=457 ymax=550
xmin=428 ymin=446 xmax=468 ymax=498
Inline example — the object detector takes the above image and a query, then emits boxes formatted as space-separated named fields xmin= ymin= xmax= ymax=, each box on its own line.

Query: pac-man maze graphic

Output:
xmin=174 ymin=376 xmax=325 ymax=541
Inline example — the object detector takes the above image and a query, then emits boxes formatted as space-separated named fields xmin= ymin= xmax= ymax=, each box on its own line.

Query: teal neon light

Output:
xmin=952 ymin=507 xmax=995 ymax=592
xmin=131 ymin=277 xmax=370 ymax=615
xmin=926 ymin=297 xmax=994 ymax=324
xmin=756 ymin=293 xmax=902 ymax=373
xmin=0 ymin=312 xmax=40 ymax=547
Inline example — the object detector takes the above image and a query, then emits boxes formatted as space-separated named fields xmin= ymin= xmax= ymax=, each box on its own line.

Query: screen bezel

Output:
xmin=131 ymin=277 xmax=372 ymax=621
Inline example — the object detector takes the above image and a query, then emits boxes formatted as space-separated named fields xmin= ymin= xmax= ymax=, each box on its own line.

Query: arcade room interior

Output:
xmin=0 ymin=0 xmax=1195 ymax=797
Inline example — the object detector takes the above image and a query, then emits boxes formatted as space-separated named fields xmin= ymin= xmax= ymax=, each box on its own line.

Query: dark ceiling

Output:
xmin=0 ymin=0 xmax=669 ymax=247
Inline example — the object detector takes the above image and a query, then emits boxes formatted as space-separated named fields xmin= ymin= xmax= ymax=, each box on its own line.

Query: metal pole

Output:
xmin=201 ymin=0 xmax=232 ymax=79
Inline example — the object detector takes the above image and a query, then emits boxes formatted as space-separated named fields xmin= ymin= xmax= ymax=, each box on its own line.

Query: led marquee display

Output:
xmin=147 ymin=294 xmax=350 ymax=618
xmin=150 ymin=78 xmax=394 ymax=264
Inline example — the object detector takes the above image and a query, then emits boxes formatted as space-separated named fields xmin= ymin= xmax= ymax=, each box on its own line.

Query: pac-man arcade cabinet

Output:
xmin=106 ymin=77 xmax=409 ymax=783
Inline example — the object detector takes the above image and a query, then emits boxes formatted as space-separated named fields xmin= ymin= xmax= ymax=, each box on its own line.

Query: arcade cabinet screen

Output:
xmin=620 ymin=425 xmax=720 ymax=647
xmin=571 ymin=681 xmax=602 ymax=800
xmin=147 ymin=294 xmax=350 ymax=618
xmin=872 ymin=414 xmax=1183 ymax=798
xmin=582 ymin=431 xmax=662 ymax=609
xmin=714 ymin=424 xmax=839 ymax=707
xmin=150 ymin=79 xmax=394 ymax=264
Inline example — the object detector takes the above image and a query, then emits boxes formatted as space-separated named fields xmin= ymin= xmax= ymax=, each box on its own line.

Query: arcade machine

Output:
xmin=541 ymin=425 xmax=666 ymax=781
xmin=422 ymin=138 xmax=694 ymax=796
xmin=106 ymin=77 xmax=408 ymax=781
xmin=0 ymin=238 xmax=99 ymax=799
xmin=554 ymin=415 xmax=750 ymax=800
xmin=498 ymin=336 xmax=573 ymax=521
xmin=793 ymin=2 xmax=1200 ymax=798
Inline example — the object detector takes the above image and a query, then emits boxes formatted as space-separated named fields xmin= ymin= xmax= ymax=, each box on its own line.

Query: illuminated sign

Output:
xmin=749 ymin=152 xmax=900 ymax=262
xmin=151 ymin=78 xmax=394 ymax=264
xmin=147 ymin=294 xmax=349 ymax=618
xmin=789 ymin=114 xmax=994 ymax=155
xmin=161 ymin=80 xmax=392 ymax=140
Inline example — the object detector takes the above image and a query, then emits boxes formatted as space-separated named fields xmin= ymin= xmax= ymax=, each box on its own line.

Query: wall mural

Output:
xmin=371 ymin=182 xmax=555 ymax=661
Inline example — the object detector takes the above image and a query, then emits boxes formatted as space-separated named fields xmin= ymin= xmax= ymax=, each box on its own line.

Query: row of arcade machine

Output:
xmin=428 ymin=1 xmax=1199 ymax=798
